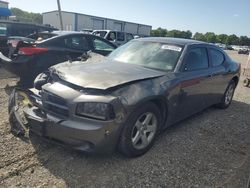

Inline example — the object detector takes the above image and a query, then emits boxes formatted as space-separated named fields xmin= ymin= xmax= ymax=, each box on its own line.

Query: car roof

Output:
xmin=41 ymin=32 xmax=92 ymax=41
xmin=38 ymin=32 xmax=117 ymax=48
xmin=93 ymin=30 xmax=132 ymax=34
xmin=51 ymin=30 xmax=85 ymax=35
xmin=136 ymin=37 xmax=207 ymax=46
xmin=93 ymin=30 xmax=116 ymax=32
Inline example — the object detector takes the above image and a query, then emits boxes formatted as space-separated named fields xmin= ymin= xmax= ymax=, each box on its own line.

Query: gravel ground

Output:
xmin=0 ymin=51 xmax=249 ymax=188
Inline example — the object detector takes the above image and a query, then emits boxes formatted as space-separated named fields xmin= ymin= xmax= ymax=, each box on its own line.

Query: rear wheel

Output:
xmin=118 ymin=102 xmax=162 ymax=157
xmin=243 ymin=78 xmax=250 ymax=87
xmin=216 ymin=80 xmax=236 ymax=109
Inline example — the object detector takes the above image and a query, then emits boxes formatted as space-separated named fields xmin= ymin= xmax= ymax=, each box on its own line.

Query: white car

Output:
xmin=92 ymin=30 xmax=134 ymax=46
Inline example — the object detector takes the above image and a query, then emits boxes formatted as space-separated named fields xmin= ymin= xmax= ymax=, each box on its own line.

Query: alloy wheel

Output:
xmin=131 ymin=112 xmax=157 ymax=150
xmin=225 ymin=84 xmax=234 ymax=105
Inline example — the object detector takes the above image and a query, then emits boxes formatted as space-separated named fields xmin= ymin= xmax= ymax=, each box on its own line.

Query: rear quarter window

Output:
xmin=210 ymin=49 xmax=225 ymax=66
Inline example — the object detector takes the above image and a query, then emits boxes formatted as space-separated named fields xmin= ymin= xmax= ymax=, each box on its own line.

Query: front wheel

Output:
xmin=216 ymin=80 xmax=236 ymax=109
xmin=118 ymin=102 xmax=162 ymax=157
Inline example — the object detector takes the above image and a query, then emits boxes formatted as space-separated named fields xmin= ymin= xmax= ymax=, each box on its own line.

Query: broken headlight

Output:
xmin=76 ymin=102 xmax=115 ymax=121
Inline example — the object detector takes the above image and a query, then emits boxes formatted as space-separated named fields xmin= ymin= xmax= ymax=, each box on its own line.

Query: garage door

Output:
xmin=114 ymin=22 xmax=122 ymax=31
xmin=93 ymin=19 xmax=104 ymax=30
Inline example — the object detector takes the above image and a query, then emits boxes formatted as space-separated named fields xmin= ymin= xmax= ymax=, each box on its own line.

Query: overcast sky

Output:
xmin=6 ymin=0 xmax=250 ymax=37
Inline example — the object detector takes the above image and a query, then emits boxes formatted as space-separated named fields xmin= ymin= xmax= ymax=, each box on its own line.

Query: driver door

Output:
xmin=176 ymin=46 xmax=212 ymax=120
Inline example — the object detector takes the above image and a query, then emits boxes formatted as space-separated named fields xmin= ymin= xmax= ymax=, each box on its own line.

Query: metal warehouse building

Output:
xmin=42 ymin=11 xmax=152 ymax=36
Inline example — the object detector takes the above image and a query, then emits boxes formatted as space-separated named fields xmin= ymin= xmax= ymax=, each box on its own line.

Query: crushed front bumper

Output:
xmin=8 ymin=89 xmax=122 ymax=153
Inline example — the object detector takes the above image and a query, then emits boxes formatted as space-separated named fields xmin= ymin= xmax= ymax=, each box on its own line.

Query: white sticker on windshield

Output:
xmin=161 ymin=45 xmax=182 ymax=52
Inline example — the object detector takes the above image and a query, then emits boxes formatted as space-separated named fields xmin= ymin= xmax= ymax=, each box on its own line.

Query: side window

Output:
xmin=64 ymin=36 xmax=90 ymax=50
xmin=46 ymin=37 xmax=64 ymax=47
xmin=117 ymin=32 xmax=125 ymax=41
xmin=93 ymin=38 xmax=115 ymax=51
xmin=107 ymin=32 xmax=116 ymax=41
xmin=126 ymin=33 xmax=134 ymax=41
xmin=185 ymin=48 xmax=209 ymax=71
xmin=210 ymin=49 xmax=224 ymax=66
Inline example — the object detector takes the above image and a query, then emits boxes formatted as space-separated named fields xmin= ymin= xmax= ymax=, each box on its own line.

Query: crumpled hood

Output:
xmin=51 ymin=58 xmax=166 ymax=90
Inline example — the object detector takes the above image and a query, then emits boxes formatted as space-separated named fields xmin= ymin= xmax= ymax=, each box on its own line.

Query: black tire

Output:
xmin=118 ymin=102 xmax=162 ymax=157
xmin=216 ymin=80 xmax=236 ymax=109
xmin=243 ymin=78 xmax=250 ymax=87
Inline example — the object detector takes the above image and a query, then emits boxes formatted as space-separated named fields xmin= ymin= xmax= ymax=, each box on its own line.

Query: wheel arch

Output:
xmin=132 ymin=96 xmax=169 ymax=129
xmin=117 ymin=96 xmax=169 ymax=157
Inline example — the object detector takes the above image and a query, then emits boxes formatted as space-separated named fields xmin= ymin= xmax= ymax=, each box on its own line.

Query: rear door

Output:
xmin=176 ymin=45 xmax=213 ymax=120
xmin=62 ymin=34 xmax=91 ymax=60
xmin=207 ymin=47 xmax=230 ymax=103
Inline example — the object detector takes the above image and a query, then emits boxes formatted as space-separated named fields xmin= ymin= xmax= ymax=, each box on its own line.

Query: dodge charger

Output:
xmin=8 ymin=38 xmax=240 ymax=157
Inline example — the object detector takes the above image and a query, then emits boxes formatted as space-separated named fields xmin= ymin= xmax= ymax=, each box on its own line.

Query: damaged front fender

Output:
xmin=8 ymin=88 xmax=36 ymax=136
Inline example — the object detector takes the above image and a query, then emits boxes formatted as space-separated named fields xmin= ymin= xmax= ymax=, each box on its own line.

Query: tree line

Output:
xmin=10 ymin=8 xmax=42 ymax=24
xmin=151 ymin=28 xmax=250 ymax=46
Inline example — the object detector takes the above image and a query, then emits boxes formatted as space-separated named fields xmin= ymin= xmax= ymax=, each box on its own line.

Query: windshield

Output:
xmin=108 ymin=40 xmax=183 ymax=71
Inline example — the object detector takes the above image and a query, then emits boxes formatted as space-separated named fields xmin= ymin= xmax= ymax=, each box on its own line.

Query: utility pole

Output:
xmin=57 ymin=0 xmax=63 ymax=30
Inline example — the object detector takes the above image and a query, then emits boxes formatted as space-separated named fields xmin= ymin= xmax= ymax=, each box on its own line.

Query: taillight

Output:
xmin=18 ymin=47 xmax=48 ymax=55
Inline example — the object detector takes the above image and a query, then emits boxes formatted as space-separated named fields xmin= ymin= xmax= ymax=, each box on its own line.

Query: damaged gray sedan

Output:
xmin=8 ymin=38 xmax=240 ymax=157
